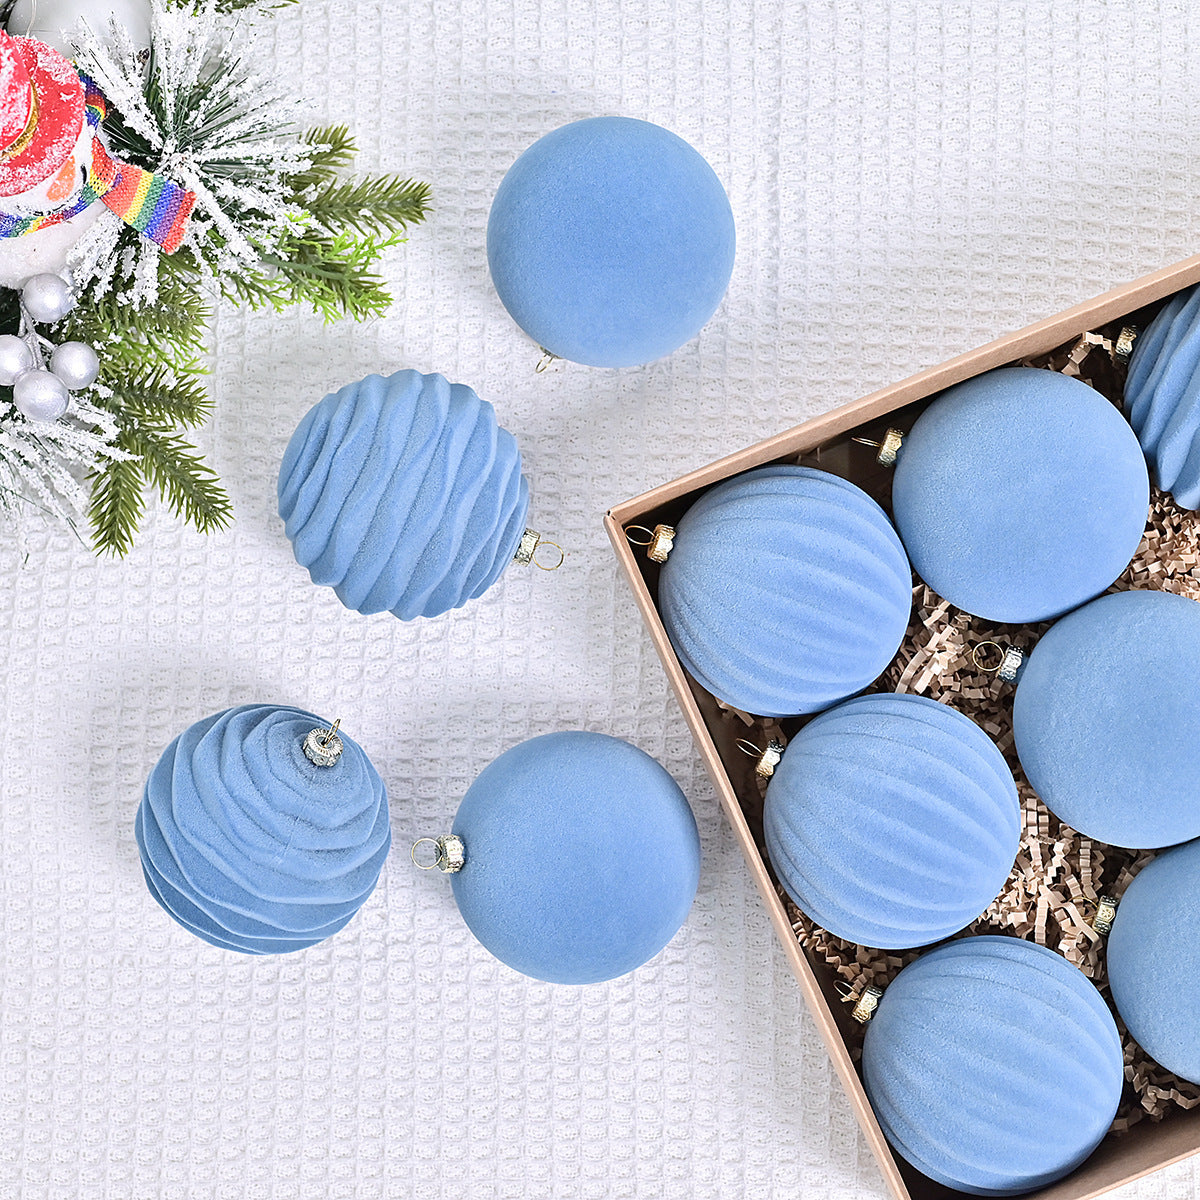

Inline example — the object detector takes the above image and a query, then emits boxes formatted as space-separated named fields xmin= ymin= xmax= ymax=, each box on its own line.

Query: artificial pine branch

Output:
xmin=88 ymin=458 xmax=147 ymax=557
xmin=303 ymin=176 xmax=432 ymax=239
xmin=116 ymin=423 xmax=233 ymax=535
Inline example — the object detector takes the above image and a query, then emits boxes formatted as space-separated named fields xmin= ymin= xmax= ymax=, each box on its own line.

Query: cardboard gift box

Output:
xmin=605 ymin=252 xmax=1200 ymax=1200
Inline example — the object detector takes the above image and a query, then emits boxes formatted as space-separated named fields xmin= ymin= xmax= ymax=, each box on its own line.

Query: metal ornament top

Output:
xmin=302 ymin=719 xmax=344 ymax=767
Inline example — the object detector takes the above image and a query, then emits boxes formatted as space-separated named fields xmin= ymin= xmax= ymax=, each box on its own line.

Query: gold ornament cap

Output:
xmin=1092 ymin=895 xmax=1118 ymax=936
xmin=626 ymin=523 xmax=676 ymax=563
xmin=837 ymin=980 xmax=883 ymax=1024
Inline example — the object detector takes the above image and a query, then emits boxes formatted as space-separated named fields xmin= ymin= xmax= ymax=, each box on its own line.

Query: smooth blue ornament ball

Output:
xmin=136 ymin=705 xmax=392 ymax=954
xmin=1107 ymin=841 xmax=1200 ymax=1083
xmin=764 ymin=693 xmax=1020 ymax=949
xmin=657 ymin=464 xmax=912 ymax=718
xmin=448 ymin=731 xmax=700 ymax=984
xmin=278 ymin=370 xmax=529 ymax=620
xmin=487 ymin=116 xmax=736 ymax=368
xmin=891 ymin=367 xmax=1150 ymax=624
xmin=1126 ymin=285 xmax=1200 ymax=510
xmin=1012 ymin=589 xmax=1200 ymax=849
xmin=863 ymin=936 xmax=1123 ymax=1196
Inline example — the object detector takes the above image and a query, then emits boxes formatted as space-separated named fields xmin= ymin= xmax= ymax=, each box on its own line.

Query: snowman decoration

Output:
xmin=0 ymin=29 xmax=193 ymax=420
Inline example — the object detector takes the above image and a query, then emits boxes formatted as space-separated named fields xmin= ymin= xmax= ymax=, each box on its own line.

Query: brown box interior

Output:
xmin=605 ymin=253 xmax=1200 ymax=1200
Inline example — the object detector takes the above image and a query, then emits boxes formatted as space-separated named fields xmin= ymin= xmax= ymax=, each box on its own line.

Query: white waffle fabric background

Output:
xmin=3 ymin=1 xmax=1200 ymax=1197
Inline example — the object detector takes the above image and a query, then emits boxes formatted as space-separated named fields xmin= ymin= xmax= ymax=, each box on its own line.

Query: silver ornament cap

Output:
xmin=0 ymin=334 xmax=34 ymax=386
xmin=21 ymin=273 xmax=75 ymax=324
xmin=302 ymin=718 xmax=344 ymax=766
xmin=13 ymin=369 xmax=69 ymax=422
xmin=50 ymin=341 xmax=100 ymax=390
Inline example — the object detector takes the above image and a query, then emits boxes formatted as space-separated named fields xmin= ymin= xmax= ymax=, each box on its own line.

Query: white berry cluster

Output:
xmin=0 ymin=273 xmax=100 ymax=422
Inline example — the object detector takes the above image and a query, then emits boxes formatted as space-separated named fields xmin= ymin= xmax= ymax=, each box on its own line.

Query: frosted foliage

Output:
xmin=72 ymin=0 xmax=317 ymax=303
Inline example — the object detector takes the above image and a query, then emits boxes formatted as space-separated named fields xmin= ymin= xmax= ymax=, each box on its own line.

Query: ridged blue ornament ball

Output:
xmin=136 ymin=705 xmax=392 ymax=954
xmin=891 ymin=367 xmax=1149 ymax=623
xmin=1107 ymin=841 xmax=1200 ymax=1084
xmin=657 ymin=465 xmax=912 ymax=718
xmin=448 ymin=731 xmax=700 ymax=984
xmin=1012 ymin=589 xmax=1200 ymax=849
xmin=487 ymin=116 xmax=736 ymax=368
xmin=764 ymin=693 xmax=1019 ymax=949
xmin=278 ymin=370 xmax=529 ymax=620
xmin=1125 ymin=285 xmax=1200 ymax=510
xmin=863 ymin=936 xmax=1123 ymax=1196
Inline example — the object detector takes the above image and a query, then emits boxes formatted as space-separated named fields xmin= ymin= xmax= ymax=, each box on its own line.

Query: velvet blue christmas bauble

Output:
xmin=448 ymin=731 xmax=700 ymax=984
xmin=1107 ymin=840 xmax=1200 ymax=1084
xmin=486 ymin=116 xmax=736 ymax=368
xmin=863 ymin=936 xmax=1123 ymax=1196
xmin=136 ymin=705 xmax=391 ymax=954
xmin=1125 ymin=285 xmax=1200 ymax=510
xmin=891 ymin=367 xmax=1150 ymax=624
xmin=657 ymin=464 xmax=912 ymax=718
xmin=764 ymin=693 xmax=1019 ymax=949
xmin=1012 ymin=589 xmax=1200 ymax=849
xmin=278 ymin=370 xmax=530 ymax=620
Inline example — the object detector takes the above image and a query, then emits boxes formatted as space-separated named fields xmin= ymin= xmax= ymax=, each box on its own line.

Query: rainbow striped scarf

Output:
xmin=0 ymin=75 xmax=194 ymax=254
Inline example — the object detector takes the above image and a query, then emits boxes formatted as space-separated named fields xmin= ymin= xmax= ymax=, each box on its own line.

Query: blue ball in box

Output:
xmin=278 ymin=369 xmax=529 ymax=621
xmin=448 ymin=731 xmax=700 ymax=984
xmin=136 ymin=705 xmax=392 ymax=954
xmin=487 ymin=116 xmax=736 ymax=368
xmin=1125 ymin=284 xmax=1200 ymax=510
xmin=1012 ymin=589 xmax=1200 ymax=849
xmin=863 ymin=936 xmax=1123 ymax=1196
xmin=1107 ymin=840 xmax=1200 ymax=1084
xmin=763 ymin=692 xmax=1020 ymax=949
xmin=657 ymin=464 xmax=913 ymax=718
xmin=891 ymin=367 xmax=1149 ymax=624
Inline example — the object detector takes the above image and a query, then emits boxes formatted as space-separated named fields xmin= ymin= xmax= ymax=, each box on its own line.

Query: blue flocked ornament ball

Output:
xmin=487 ymin=116 xmax=736 ymax=367
xmin=1012 ymin=589 xmax=1200 ymax=849
xmin=1125 ymin=285 xmax=1200 ymax=510
xmin=764 ymin=693 xmax=1020 ymax=949
xmin=279 ymin=370 xmax=531 ymax=620
xmin=891 ymin=367 xmax=1149 ymax=623
xmin=862 ymin=936 xmax=1124 ymax=1196
xmin=1107 ymin=840 xmax=1200 ymax=1085
xmin=445 ymin=731 xmax=700 ymax=985
xmin=657 ymin=464 xmax=912 ymax=718
xmin=136 ymin=705 xmax=392 ymax=954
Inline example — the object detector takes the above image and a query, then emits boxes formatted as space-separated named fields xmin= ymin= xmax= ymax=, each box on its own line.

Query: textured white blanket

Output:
xmin=2 ymin=0 xmax=1198 ymax=1195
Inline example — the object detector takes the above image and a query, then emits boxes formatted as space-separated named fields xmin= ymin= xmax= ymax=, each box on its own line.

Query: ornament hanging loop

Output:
xmin=303 ymin=718 xmax=344 ymax=766
xmin=852 ymin=428 xmax=904 ymax=466
xmin=625 ymin=523 xmax=675 ymax=563
xmin=411 ymin=834 xmax=466 ymax=873
xmin=836 ymin=980 xmax=883 ymax=1024
xmin=735 ymin=736 xmax=785 ymax=779
xmin=534 ymin=348 xmax=558 ymax=373
xmin=514 ymin=528 xmax=564 ymax=570
xmin=972 ymin=642 xmax=1025 ymax=683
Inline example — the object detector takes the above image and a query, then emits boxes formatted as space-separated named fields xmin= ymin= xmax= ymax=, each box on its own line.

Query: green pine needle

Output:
xmin=88 ymin=458 xmax=147 ymax=557
xmin=117 ymin=423 xmax=233 ymax=536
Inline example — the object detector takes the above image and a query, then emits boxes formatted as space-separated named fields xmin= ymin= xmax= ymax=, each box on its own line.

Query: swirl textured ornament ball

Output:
xmin=279 ymin=370 xmax=530 ymax=620
xmin=657 ymin=465 xmax=912 ymax=717
xmin=763 ymin=693 xmax=1020 ymax=949
xmin=1012 ymin=589 xmax=1200 ymax=849
xmin=891 ymin=367 xmax=1149 ymax=623
xmin=1107 ymin=840 xmax=1200 ymax=1084
xmin=862 ymin=936 xmax=1123 ymax=1195
xmin=446 ymin=731 xmax=700 ymax=984
xmin=1125 ymin=285 xmax=1200 ymax=510
xmin=136 ymin=705 xmax=391 ymax=954
xmin=487 ymin=116 xmax=736 ymax=367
